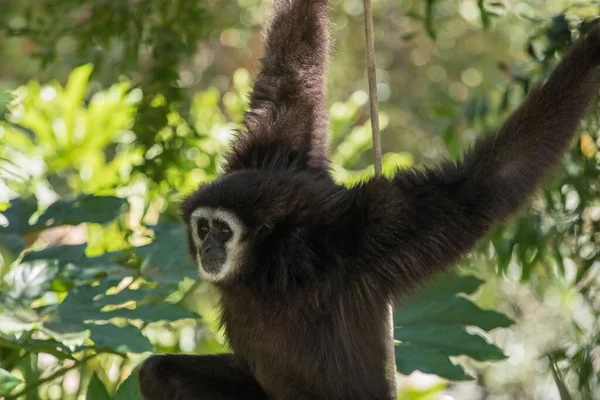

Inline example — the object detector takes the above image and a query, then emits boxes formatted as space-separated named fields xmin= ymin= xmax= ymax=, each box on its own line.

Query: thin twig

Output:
xmin=5 ymin=353 xmax=100 ymax=400
xmin=363 ymin=0 xmax=383 ymax=177
xmin=548 ymin=354 xmax=573 ymax=400
xmin=363 ymin=0 xmax=396 ymax=398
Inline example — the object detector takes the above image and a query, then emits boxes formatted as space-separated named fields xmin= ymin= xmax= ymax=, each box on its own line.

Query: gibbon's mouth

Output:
xmin=202 ymin=256 xmax=226 ymax=274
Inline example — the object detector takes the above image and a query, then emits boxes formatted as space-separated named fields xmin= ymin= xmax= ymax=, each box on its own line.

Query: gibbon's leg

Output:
xmin=137 ymin=354 xmax=268 ymax=400
xmin=343 ymin=25 xmax=600 ymax=296
xmin=224 ymin=0 xmax=331 ymax=174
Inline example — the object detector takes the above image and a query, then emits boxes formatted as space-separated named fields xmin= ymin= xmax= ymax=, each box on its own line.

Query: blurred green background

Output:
xmin=0 ymin=0 xmax=599 ymax=399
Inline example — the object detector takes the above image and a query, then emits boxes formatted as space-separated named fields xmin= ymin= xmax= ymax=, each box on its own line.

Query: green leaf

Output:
xmin=21 ymin=244 xmax=134 ymax=284
xmin=0 ymin=197 xmax=38 ymax=234
xmin=0 ymin=195 xmax=126 ymax=235
xmin=43 ymin=280 xmax=120 ymax=333
xmin=42 ymin=279 xmax=194 ymax=353
xmin=105 ymin=302 xmax=198 ymax=323
xmin=136 ymin=222 xmax=197 ymax=283
xmin=478 ymin=0 xmax=490 ymax=29
xmin=94 ymin=285 xmax=175 ymax=308
xmin=86 ymin=372 xmax=111 ymax=400
xmin=0 ymin=368 xmax=22 ymax=396
xmin=0 ymin=233 xmax=26 ymax=258
xmin=441 ymin=124 xmax=459 ymax=161
xmin=114 ymin=371 xmax=143 ymax=400
xmin=35 ymin=195 xmax=127 ymax=230
xmin=88 ymin=323 xmax=153 ymax=354
xmin=394 ymin=325 xmax=505 ymax=361
xmin=0 ymin=332 xmax=75 ymax=360
xmin=0 ymin=296 xmax=39 ymax=332
xmin=0 ymin=90 xmax=14 ymax=120
xmin=424 ymin=0 xmax=438 ymax=39
xmin=395 ymin=344 xmax=472 ymax=381
xmin=394 ymin=274 xmax=513 ymax=380
xmin=5 ymin=261 xmax=59 ymax=300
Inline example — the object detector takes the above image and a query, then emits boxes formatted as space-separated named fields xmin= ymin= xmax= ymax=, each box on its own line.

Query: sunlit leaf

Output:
xmin=5 ymin=260 xmax=59 ymax=300
xmin=580 ymin=134 xmax=598 ymax=157
xmin=0 ymin=91 xmax=14 ymax=120
xmin=0 ymin=368 xmax=21 ymax=396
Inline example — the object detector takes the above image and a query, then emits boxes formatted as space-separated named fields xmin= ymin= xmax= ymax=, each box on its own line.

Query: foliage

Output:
xmin=1 ymin=0 xmax=599 ymax=399
xmin=0 ymin=59 xmax=511 ymax=398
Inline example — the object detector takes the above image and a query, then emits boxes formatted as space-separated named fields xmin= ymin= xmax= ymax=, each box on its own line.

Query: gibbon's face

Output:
xmin=182 ymin=170 xmax=327 ymax=283
xmin=188 ymin=207 xmax=248 ymax=282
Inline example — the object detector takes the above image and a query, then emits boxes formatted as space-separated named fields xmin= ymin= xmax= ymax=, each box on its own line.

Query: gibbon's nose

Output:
xmin=201 ymin=234 xmax=221 ymax=255
xmin=200 ymin=234 xmax=226 ymax=274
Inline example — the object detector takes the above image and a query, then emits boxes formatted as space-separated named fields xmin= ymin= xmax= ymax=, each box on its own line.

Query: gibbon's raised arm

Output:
xmin=224 ymin=0 xmax=331 ymax=174
xmin=350 ymin=26 xmax=600 ymax=296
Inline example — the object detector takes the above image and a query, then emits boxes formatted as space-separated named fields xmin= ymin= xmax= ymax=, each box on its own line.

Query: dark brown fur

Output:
xmin=138 ymin=1 xmax=600 ymax=398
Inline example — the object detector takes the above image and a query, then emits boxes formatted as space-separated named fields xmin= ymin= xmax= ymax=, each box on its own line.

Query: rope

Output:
xmin=362 ymin=0 xmax=397 ymax=398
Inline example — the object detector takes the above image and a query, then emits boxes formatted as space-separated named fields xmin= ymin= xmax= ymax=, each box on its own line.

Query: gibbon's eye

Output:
xmin=213 ymin=219 xmax=232 ymax=239
xmin=196 ymin=219 xmax=209 ymax=239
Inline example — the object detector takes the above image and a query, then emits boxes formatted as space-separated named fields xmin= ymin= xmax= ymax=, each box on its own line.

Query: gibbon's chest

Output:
xmin=219 ymin=285 xmax=389 ymax=398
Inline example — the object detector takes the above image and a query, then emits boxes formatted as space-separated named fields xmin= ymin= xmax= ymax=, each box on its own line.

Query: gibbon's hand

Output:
xmin=223 ymin=0 xmax=331 ymax=175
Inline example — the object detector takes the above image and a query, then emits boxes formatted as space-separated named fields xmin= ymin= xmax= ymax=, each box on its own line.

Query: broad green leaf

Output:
xmin=394 ymin=274 xmax=513 ymax=380
xmin=0 ymin=295 xmax=40 ymax=332
xmin=136 ymin=222 xmax=197 ymax=283
xmin=94 ymin=285 xmax=175 ymax=308
xmin=394 ymin=325 xmax=505 ymax=361
xmin=21 ymin=244 xmax=134 ymax=284
xmin=395 ymin=344 xmax=471 ymax=381
xmin=0 ymin=195 xmax=126 ymax=235
xmin=0 ymin=197 xmax=38 ymax=234
xmin=0 ymin=332 xmax=74 ymax=360
xmin=0 ymin=368 xmax=21 ymax=396
xmin=43 ymin=280 xmax=121 ymax=333
xmin=0 ymin=233 xmax=26 ymax=258
xmin=61 ymin=64 xmax=93 ymax=148
xmin=88 ymin=323 xmax=153 ymax=354
xmin=114 ymin=371 xmax=143 ymax=400
xmin=42 ymin=279 xmax=195 ymax=353
xmin=86 ymin=372 xmax=111 ymax=400
xmin=35 ymin=195 xmax=126 ymax=229
xmin=5 ymin=261 xmax=59 ymax=300
xmin=105 ymin=302 xmax=198 ymax=323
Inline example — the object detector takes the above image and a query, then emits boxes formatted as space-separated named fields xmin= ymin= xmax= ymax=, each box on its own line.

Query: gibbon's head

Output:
xmin=181 ymin=169 xmax=331 ymax=283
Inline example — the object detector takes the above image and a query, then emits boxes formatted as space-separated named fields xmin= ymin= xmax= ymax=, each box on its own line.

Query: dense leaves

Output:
xmin=0 ymin=0 xmax=599 ymax=399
